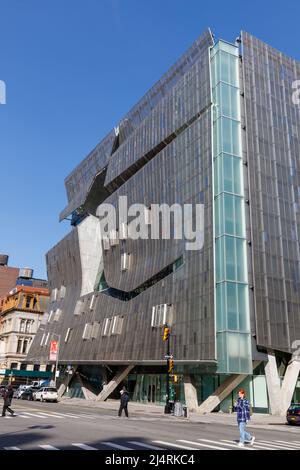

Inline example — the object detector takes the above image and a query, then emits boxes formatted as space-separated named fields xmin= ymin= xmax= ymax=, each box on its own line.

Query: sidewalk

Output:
xmin=59 ymin=397 xmax=295 ymax=432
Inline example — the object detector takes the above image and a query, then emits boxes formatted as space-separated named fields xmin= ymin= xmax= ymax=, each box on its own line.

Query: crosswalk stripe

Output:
xmin=201 ymin=439 xmax=253 ymax=450
xmin=22 ymin=412 xmax=47 ymax=419
xmin=39 ymin=445 xmax=60 ymax=450
xmin=179 ymin=439 xmax=229 ymax=450
xmin=128 ymin=441 xmax=165 ymax=450
xmin=71 ymin=443 xmax=98 ymax=450
xmin=4 ymin=447 xmax=21 ymax=450
xmin=292 ymin=441 xmax=300 ymax=445
xmin=102 ymin=442 xmax=134 ymax=450
xmin=48 ymin=412 xmax=80 ymax=419
xmin=76 ymin=414 xmax=97 ymax=419
xmin=36 ymin=412 xmax=64 ymax=419
xmin=17 ymin=414 xmax=31 ymax=418
xmin=275 ymin=440 xmax=300 ymax=448
xmin=220 ymin=440 xmax=279 ymax=451
xmin=153 ymin=441 xmax=198 ymax=450
xmin=253 ymin=442 xmax=296 ymax=450
xmin=258 ymin=440 xmax=298 ymax=450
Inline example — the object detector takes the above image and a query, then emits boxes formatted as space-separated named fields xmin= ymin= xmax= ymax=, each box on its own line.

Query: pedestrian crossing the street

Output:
xmin=1 ymin=438 xmax=300 ymax=451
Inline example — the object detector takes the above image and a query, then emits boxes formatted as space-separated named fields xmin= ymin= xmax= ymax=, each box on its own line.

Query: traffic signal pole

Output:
xmin=164 ymin=324 xmax=171 ymax=414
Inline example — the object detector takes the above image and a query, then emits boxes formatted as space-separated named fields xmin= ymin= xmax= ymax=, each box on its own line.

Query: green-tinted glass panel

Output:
xmin=225 ymin=236 xmax=235 ymax=280
xmin=233 ymin=156 xmax=242 ymax=194
xmin=227 ymin=282 xmax=238 ymax=330
xmin=224 ymin=194 xmax=235 ymax=234
xmin=236 ymin=238 xmax=246 ymax=282
xmin=216 ymin=283 xmax=226 ymax=330
xmin=237 ymin=284 xmax=250 ymax=331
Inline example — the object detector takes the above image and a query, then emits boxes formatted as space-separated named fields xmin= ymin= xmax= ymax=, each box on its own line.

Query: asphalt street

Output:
xmin=0 ymin=399 xmax=299 ymax=451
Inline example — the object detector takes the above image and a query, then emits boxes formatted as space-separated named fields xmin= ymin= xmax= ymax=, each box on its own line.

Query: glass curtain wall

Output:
xmin=211 ymin=41 xmax=252 ymax=373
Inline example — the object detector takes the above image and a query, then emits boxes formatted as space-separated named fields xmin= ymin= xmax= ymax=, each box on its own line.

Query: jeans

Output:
xmin=238 ymin=421 xmax=252 ymax=444
xmin=118 ymin=404 xmax=128 ymax=417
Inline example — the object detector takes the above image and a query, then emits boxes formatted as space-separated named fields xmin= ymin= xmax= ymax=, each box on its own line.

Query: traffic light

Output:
xmin=173 ymin=374 xmax=178 ymax=383
xmin=163 ymin=326 xmax=170 ymax=341
xmin=168 ymin=357 xmax=174 ymax=373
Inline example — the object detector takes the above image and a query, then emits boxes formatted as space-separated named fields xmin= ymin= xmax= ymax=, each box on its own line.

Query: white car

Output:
xmin=33 ymin=387 xmax=58 ymax=403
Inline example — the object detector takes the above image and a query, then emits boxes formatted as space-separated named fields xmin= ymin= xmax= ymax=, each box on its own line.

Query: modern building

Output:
xmin=27 ymin=29 xmax=300 ymax=414
xmin=0 ymin=254 xmax=20 ymax=297
xmin=0 ymin=282 xmax=51 ymax=385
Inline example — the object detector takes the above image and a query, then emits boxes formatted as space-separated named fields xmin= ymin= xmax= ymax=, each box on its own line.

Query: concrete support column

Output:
xmin=265 ymin=350 xmax=300 ymax=415
xmin=57 ymin=366 xmax=78 ymax=398
xmin=198 ymin=361 xmax=261 ymax=414
xmin=264 ymin=350 xmax=281 ymax=415
xmin=96 ymin=365 xmax=134 ymax=401
xmin=183 ymin=375 xmax=198 ymax=411
xmin=77 ymin=374 xmax=97 ymax=401
xmin=280 ymin=360 xmax=300 ymax=415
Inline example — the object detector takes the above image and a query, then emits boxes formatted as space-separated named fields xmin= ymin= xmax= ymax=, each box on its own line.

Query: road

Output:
xmin=0 ymin=399 xmax=299 ymax=451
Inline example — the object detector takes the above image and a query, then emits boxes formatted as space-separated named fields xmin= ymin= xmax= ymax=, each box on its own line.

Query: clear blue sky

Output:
xmin=1 ymin=0 xmax=300 ymax=279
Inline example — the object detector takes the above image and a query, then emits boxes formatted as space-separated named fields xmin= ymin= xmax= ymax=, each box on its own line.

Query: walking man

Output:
xmin=118 ymin=388 xmax=129 ymax=418
xmin=2 ymin=384 xmax=15 ymax=417
xmin=234 ymin=388 xmax=255 ymax=447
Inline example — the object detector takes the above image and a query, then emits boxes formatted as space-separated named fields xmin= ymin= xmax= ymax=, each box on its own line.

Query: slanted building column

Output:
xmin=183 ymin=375 xmax=198 ymax=411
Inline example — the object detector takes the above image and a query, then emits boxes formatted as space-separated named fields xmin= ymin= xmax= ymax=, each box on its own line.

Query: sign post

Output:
xmin=49 ymin=339 xmax=60 ymax=387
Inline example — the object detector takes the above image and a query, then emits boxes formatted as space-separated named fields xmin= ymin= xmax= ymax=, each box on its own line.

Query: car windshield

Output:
xmin=46 ymin=388 xmax=57 ymax=392
xmin=288 ymin=404 xmax=300 ymax=411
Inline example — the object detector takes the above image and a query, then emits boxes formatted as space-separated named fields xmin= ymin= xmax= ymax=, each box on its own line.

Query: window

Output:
xmin=64 ymin=328 xmax=73 ymax=343
xmin=151 ymin=304 xmax=173 ymax=327
xmin=20 ymin=319 xmax=26 ymax=333
xmin=25 ymin=320 xmax=31 ymax=333
xmin=111 ymin=316 xmax=124 ymax=335
xmin=33 ymin=364 xmax=40 ymax=371
xmin=91 ymin=322 xmax=101 ymax=339
xmin=102 ymin=318 xmax=112 ymax=337
xmin=54 ymin=308 xmax=62 ymax=322
xmin=51 ymin=288 xmax=58 ymax=302
xmin=121 ymin=253 xmax=130 ymax=271
xmin=89 ymin=295 xmax=95 ymax=310
xmin=40 ymin=333 xmax=45 ymax=346
xmin=10 ymin=363 xmax=18 ymax=370
xmin=48 ymin=310 xmax=54 ymax=323
xmin=20 ymin=363 xmax=27 ymax=371
xmin=109 ymin=229 xmax=119 ymax=246
xmin=119 ymin=222 xmax=128 ymax=240
xmin=59 ymin=285 xmax=66 ymax=299
xmin=103 ymin=237 xmax=110 ymax=251
xmin=25 ymin=296 xmax=32 ymax=309
xmin=17 ymin=339 xmax=22 ymax=354
xmin=22 ymin=340 xmax=29 ymax=354
xmin=74 ymin=300 xmax=84 ymax=315
xmin=44 ymin=332 xmax=50 ymax=346
xmin=82 ymin=323 xmax=92 ymax=340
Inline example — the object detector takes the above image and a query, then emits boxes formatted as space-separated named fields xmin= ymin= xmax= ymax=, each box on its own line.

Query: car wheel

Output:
xmin=27 ymin=396 xmax=31 ymax=401
xmin=41 ymin=396 xmax=44 ymax=402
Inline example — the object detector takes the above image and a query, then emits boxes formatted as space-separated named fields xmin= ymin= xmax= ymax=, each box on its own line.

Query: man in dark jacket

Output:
xmin=234 ymin=389 xmax=255 ymax=447
xmin=2 ymin=385 xmax=15 ymax=417
xmin=118 ymin=388 xmax=129 ymax=418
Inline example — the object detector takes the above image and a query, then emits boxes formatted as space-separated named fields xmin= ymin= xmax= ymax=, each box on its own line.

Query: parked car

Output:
xmin=33 ymin=387 xmax=58 ymax=403
xmin=16 ymin=385 xmax=32 ymax=399
xmin=21 ymin=387 xmax=40 ymax=401
xmin=286 ymin=403 xmax=300 ymax=425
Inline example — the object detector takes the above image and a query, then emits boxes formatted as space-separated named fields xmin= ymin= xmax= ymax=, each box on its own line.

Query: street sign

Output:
xmin=49 ymin=340 xmax=58 ymax=361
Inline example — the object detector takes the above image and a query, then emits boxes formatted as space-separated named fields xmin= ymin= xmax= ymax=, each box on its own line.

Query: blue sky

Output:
xmin=1 ymin=0 xmax=300 ymax=279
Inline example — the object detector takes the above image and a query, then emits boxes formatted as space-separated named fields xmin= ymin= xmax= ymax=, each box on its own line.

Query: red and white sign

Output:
xmin=49 ymin=340 xmax=58 ymax=361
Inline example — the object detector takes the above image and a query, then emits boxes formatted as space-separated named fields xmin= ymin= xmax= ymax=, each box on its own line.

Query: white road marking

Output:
xmin=128 ymin=441 xmax=165 ymax=450
xmin=102 ymin=442 xmax=134 ymax=450
xmin=17 ymin=414 xmax=31 ymax=418
xmin=22 ymin=412 xmax=47 ymax=419
xmin=153 ymin=440 xmax=198 ymax=450
xmin=36 ymin=412 xmax=64 ymax=419
xmin=275 ymin=440 xmax=300 ymax=448
xmin=4 ymin=447 xmax=21 ymax=450
xmin=39 ymin=445 xmax=60 ymax=450
xmin=200 ymin=439 xmax=253 ymax=450
xmin=71 ymin=443 xmax=98 ymax=450
xmin=47 ymin=412 xmax=80 ymax=419
xmin=253 ymin=441 xmax=297 ymax=450
xmin=179 ymin=439 xmax=229 ymax=450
